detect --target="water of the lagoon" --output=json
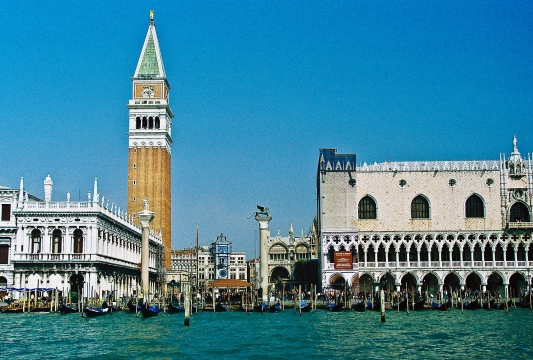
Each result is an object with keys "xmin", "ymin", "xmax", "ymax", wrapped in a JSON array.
[{"xmin": 2, "ymin": 308, "xmax": 532, "ymax": 359}]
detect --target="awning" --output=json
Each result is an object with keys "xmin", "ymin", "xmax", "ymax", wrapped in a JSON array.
[{"xmin": 208, "ymin": 279, "xmax": 252, "ymax": 288}]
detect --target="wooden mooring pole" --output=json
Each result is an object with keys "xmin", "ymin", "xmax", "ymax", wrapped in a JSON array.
[
  {"xmin": 297, "ymin": 285, "xmax": 301, "ymax": 316},
  {"xmin": 184, "ymin": 283, "xmax": 190, "ymax": 326},
  {"xmin": 380, "ymin": 289, "xmax": 385, "ymax": 323}
]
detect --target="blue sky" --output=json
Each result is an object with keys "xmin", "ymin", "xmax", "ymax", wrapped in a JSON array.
[{"xmin": 1, "ymin": 2, "xmax": 532, "ymax": 256}]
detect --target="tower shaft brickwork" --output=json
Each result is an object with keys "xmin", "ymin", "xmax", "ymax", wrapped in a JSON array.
[{"xmin": 127, "ymin": 13, "xmax": 173, "ymax": 269}]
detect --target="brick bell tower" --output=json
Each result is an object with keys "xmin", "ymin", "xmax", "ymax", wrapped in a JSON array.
[{"xmin": 127, "ymin": 10, "xmax": 173, "ymax": 269}]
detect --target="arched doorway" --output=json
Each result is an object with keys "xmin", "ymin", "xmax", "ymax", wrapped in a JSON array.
[
  {"xmin": 69, "ymin": 273, "xmax": 85, "ymax": 303},
  {"xmin": 509, "ymin": 273, "xmax": 525, "ymax": 298},
  {"xmin": 401, "ymin": 273, "xmax": 417, "ymax": 291},
  {"xmin": 422, "ymin": 273, "xmax": 439, "ymax": 295},
  {"xmin": 380, "ymin": 272, "xmax": 395, "ymax": 294},
  {"xmin": 359, "ymin": 274, "xmax": 373, "ymax": 295},
  {"xmin": 0, "ymin": 276, "xmax": 7, "ymax": 297},
  {"xmin": 330, "ymin": 274, "xmax": 346, "ymax": 291},
  {"xmin": 351, "ymin": 274, "xmax": 360, "ymax": 294},
  {"xmin": 270, "ymin": 267, "xmax": 289, "ymax": 292},
  {"xmin": 487, "ymin": 272, "xmax": 504, "ymax": 296},
  {"xmin": 443, "ymin": 273, "xmax": 461, "ymax": 292},
  {"xmin": 465, "ymin": 272, "xmax": 481, "ymax": 291}
]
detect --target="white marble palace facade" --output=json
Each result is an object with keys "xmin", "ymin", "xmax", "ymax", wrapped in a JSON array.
[
  {"xmin": 317, "ymin": 137, "xmax": 532, "ymax": 297},
  {"xmin": 0, "ymin": 176, "xmax": 164, "ymax": 300}
]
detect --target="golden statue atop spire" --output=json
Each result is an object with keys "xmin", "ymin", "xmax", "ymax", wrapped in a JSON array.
[{"xmin": 150, "ymin": 10, "xmax": 154, "ymax": 21}]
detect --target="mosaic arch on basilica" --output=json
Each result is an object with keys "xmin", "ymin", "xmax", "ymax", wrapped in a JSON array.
[{"xmin": 317, "ymin": 136, "xmax": 533, "ymax": 298}]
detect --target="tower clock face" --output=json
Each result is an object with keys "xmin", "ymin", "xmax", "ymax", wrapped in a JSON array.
[{"xmin": 219, "ymin": 270, "xmax": 227, "ymax": 278}]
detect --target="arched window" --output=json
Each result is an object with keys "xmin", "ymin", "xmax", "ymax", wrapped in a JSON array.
[
  {"xmin": 142, "ymin": 117, "xmax": 147, "ymax": 129},
  {"xmin": 31, "ymin": 229, "xmax": 41, "ymax": 253},
  {"xmin": 148, "ymin": 117, "xmax": 154, "ymax": 129},
  {"xmin": 411, "ymin": 195, "xmax": 429, "ymax": 219},
  {"xmin": 154, "ymin": 117, "xmax": 160, "ymax": 129},
  {"xmin": 510, "ymin": 202, "xmax": 530, "ymax": 222},
  {"xmin": 358, "ymin": 196, "xmax": 377, "ymax": 219},
  {"xmin": 466, "ymin": 194, "xmax": 484, "ymax": 218},
  {"xmin": 135, "ymin": 117, "xmax": 141, "ymax": 129},
  {"xmin": 73, "ymin": 229, "xmax": 83, "ymax": 254},
  {"xmin": 52, "ymin": 229, "xmax": 62, "ymax": 254}
]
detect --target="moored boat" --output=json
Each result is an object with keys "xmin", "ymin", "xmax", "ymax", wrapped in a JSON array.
[
  {"xmin": 366, "ymin": 301, "xmax": 380, "ymax": 311},
  {"xmin": 411, "ymin": 300, "xmax": 426, "ymax": 311},
  {"xmin": 1, "ymin": 302, "xmax": 24, "ymax": 313},
  {"xmin": 167, "ymin": 304, "xmax": 185, "ymax": 313},
  {"xmin": 351, "ymin": 301, "xmax": 365, "ymax": 312},
  {"xmin": 327, "ymin": 302, "xmax": 344, "ymax": 312},
  {"xmin": 431, "ymin": 301, "xmax": 447, "ymax": 311},
  {"xmin": 253, "ymin": 302, "xmax": 267, "ymax": 312},
  {"xmin": 300, "ymin": 301, "xmax": 312, "ymax": 312},
  {"xmin": 59, "ymin": 304, "xmax": 78, "ymax": 313},
  {"xmin": 83, "ymin": 307, "xmax": 110, "ymax": 317},
  {"xmin": 141, "ymin": 305, "xmax": 160, "ymax": 317},
  {"xmin": 215, "ymin": 302, "xmax": 229, "ymax": 312},
  {"xmin": 268, "ymin": 302, "xmax": 281, "ymax": 313},
  {"xmin": 464, "ymin": 298, "xmax": 479, "ymax": 310}
]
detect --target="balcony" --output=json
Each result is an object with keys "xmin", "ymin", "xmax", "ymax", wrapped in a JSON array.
[
  {"xmin": 11, "ymin": 252, "xmax": 147, "ymax": 269},
  {"xmin": 508, "ymin": 222, "xmax": 533, "ymax": 229},
  {"xmin": 356, "ymin": 260, "xmax": 533, "ymax": 270},
  {"xmin": 323, "ymin": 263, "xmax": 359, "ymax": 270}
]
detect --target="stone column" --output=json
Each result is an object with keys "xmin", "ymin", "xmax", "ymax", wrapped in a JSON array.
[
  {"xmin": 255, "ymin": 213, "xmax": 272, "ymax": 302},
  {"xmin": 138, "ymin": 202, "xmax": 155, "ymax": 305}
]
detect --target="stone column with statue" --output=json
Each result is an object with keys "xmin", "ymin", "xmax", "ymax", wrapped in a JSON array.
[
  {"xmin": 253, "ymin": 205, "xmax": 272, "ymax": 302},
  {"xmin": 138, "ymin": 198, "xmax": 155, "ymax": 305}
]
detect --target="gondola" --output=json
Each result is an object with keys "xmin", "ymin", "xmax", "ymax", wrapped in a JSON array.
[
  {"xmin": 411, "ymin": 300, "xmax": 426, "ymax": 311},
  {"xmin": 517, "ymin": 301, "xmax": 531, "ymax": 308},
  {"xmin": 431, "ymin": 301, "xmax": 447, "ymax": 311},
  {"xmin": 253, "ymin": 302, "xmax": 267, "ymax": 312},
  {"xmin": 167, "ymin": 304, "xmax": 185, "ymax": 313},
  {"xmin": 268, "ymin": 302, "xmax": 281, "ymax": 313},
  {"xmin": 59, "ymin": 304, "xmax": 78, "ymax": 313},
  {"xmin": 141, "ymin": 305, "xmax": 160, "ymax": 317},
  {"xmin": 1, "ymin": 303, "xmax": 23, "ymax": 313},
  {"xmin": 30, "ymin": 305, "xmax": 51, "ymax": 313},
  {"xmin": 366, "ymin": 301, "xmax": 380, "ymax": 311},
  {"xmin": 463, "ymin": 298, "xmax": 479, "ymax": 310},
  {"xmin": 327, "ymin": 302, "xmax": 344, "ymax": 312},
  {"xmin": 482, "ymin": 299, "xmax": 493, "ymax": 310},
  {"xmin": 83, "ymin": 307, "xmax": 110, "ymax": 317},
  {"xmin": 300, "ymin": 301, "xmax": 312, "ymax": 312},
  {"xmin": 351, "ymin": 301, "xmax": 365, "ymax": 312},
  {"xmin": 215, "ymin": 302, "xmax": 229, "ymax": 312},
  {"xmin": 127, "ymin": 299, "xmax": 143, "ymax": 312}
]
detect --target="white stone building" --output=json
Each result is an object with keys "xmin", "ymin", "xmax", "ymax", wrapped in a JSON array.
[
  {"xmin": 0, "ymin": 175, "xmax": 164, "ymax": 300},
  {"xmin": 317, "ymin": 136, "xmax": 532, "ymax": 298}
]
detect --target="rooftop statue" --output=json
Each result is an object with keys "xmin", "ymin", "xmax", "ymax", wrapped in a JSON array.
[{"xmin": 143, "ymin": 198, "xmax": 149, "ymax": 211}]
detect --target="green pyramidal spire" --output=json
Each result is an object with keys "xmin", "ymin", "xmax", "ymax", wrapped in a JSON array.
[{"xmin": 134, "ymin": 11, "xmax": 166, "ymax": 78}]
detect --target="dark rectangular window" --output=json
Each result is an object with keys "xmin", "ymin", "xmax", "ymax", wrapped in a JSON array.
[
  {"xmin": 1, "ymin": 204, "xmax": 10, "ymax": 221},
  {"xmin": 0, "ymin": 245, "xmax": 8, "ymax": 264}
]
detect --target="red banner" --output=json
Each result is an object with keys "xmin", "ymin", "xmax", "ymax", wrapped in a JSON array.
[{"xmin": 334, "ymin": 251, "xmax": 353, "ymax": 270}]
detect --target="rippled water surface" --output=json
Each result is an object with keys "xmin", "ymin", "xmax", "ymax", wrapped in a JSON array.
[{"xmin": 2, "ymin": 308, "xmax": 533, "ymax": 359}]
